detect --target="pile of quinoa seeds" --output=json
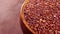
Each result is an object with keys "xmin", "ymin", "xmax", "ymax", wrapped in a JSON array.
[{"xmin": 24, "ymin": 0, "xmax": 60, "ymax": 34}]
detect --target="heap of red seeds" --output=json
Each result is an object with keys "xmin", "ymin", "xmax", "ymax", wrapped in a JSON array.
[{"xmin": 24, "ymin": 0, "xmax": 60, "ymax": 34}]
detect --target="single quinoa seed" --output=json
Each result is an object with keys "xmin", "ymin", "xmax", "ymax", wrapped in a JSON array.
[{"xmin": 23, "ymin": 0, "xmax": 60, "ymax": 34}]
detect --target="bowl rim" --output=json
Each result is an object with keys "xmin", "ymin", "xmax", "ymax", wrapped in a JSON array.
[{"xmin": 20, "ymin": 0, "xmax": 38, "ymax": 34}]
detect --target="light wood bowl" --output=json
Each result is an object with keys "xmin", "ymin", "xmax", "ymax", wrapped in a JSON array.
[{"xmin": 20, "ymin": 0, "xmax": 38, "ymax": 34}]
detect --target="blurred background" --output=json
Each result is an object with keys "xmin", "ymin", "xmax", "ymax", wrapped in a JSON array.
[{"xmin": 0, "ymin": 0, "xmax": 24, "ymax": 34}]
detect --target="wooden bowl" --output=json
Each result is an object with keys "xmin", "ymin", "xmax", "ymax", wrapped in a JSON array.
[
  {"xmin": 20, "ymin": 0, "xmax": 60, "ymax": 34},
  {"xmin": 20, "ymin": 0, "xmax": 37, "ymax": 34}
]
